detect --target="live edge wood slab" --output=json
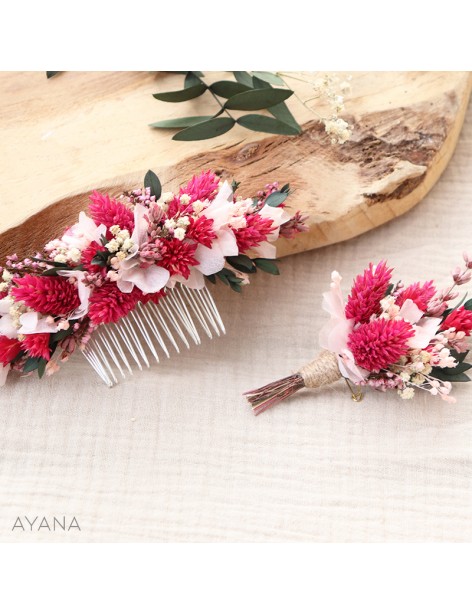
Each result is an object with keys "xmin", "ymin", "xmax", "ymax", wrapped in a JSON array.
[{"xmin": 0, "ymin": 71, "xmax": 470, "ymax": 261}]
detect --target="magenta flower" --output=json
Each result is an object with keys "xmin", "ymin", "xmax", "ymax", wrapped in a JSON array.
[
  {"xmin": 345, "ymin": 261, "xmax": 393, "ymax": 324},
  {"xmin": 12, "ymin": 275, "xmax": 80, "ymax": 316},
  {"xmin": 89, "ymin": 191, "xmax": 134, "ymax": 234},
  {"xmin": 348, "ymin": 318, "xmax": 414, "ymax": 372},
  {"xmin": 21, "ymin": 333, "xmax": 52, "ymax": 361},
  {"xmin": 88, "ymin": 282, "xmax": 141, "ymax": 325},
  {"xmin": 396, "ymin": 280, "xmax": 436, "ymax": 311}
]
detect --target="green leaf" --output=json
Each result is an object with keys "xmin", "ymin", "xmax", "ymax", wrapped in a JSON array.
[
  {"xmin": 233, "ymin": 71, "xmax": 254, "ymax": 88},
  {"xmin": 265, "ymin": 190, "xmax": 289, "ymax": 207},
  {"xmin": 172, "ymin": 117, "xmax": 235, "ymax": 141},
  {"xmin": 52, "ymin": 328, "xmax": 73, "ymax": 342},
  {"xmin": 226, "ymin": 255, "xmax": 256, "ymax": 273},
  {"xmin": 229, "ymin": 281, "xmax": 243, "ymax": 293},
  {"xmin": 184, "ymin": 71, "xmax": 202, "ymax": 88},
  {"xmin": 464, "ymin": 298, "xmax": 472, "ymax": 311},
  {"xmin": 144, "ymin": 169, "xmax": 162, "ymax": 200},
  {"xmin": 216, "ymin": 270, "xmax": 230, "ymax": 286},
  {"xmin": 441, "ymin": 362, "xmax": 472, "ymax": 375},
  {"xmin": 236, "ymin": 114, "xmax": 300, "ymax": 136},
  {"xmin": 268, "ymin": 101, "xmax": 301, "ymax": 132},
  {"xmin": 450, "ymin": 349, "xmax": 469, "ymax": 363},
  {"xmin": 149, "ymin": 116, "xmax": 214, "ymax": 129},
  {"xmin": 252, "ymin": 72, "xmax": 284, "ymax": 86},
  {"xmin": 23, "ymin": 357, "xmax": 41, "ymax": 373},
  {"xmin": 46, "ymin": 71, "xmax": 60, "ymax": 79},
  {"xmin": 41, "ymin": 267, "xmax": 66, "ymax": 277},
  {"xmin": 231, "ymin": 180, "xmax": 241, "ymax": 192},
  {"xmin": 253, "ymin": 259, "xmax": 280, "ymax": 275},
  {"xmin": 225, "ymin": 88, "xmax": 293, "ymax": 111},
  {"xmin": 205, "ymin": 274, "xmax": 216, "ymax": 284},
  {"xmin": 210, "ymin": 80, "xmax": 251, "ymax": 98},
  {"xmin": 153, "ymin": 83, "xmax": 207, "ymax": 102},
  {"xmin": 37, "ymin": 358, "xmax": 47, "ymax": 379},
  {"xmin": 252, "ymin": 76, "xmax": 270, "ymax": 89},
  {"xmin": 430, "ymin": 368, "xmax": 471, "ymax": 382}
]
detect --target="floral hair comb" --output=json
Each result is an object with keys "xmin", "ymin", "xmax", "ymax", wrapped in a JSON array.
[
  {"xmin": 0, "ymin": 170, "xmax": 306, "ymax": 386},
  {"xmin": 245, "ymin": 257, "xmax": 472, "ymax": 414}
]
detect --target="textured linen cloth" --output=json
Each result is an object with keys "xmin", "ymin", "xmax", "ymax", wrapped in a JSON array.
[{"xmin": 1, "ymin": 108, "xmax": 471, "ymax": 543}]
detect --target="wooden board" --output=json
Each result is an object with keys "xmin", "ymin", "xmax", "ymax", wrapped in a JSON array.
[{"xmin": 0, "ymin": 71, "xmax": 470, "ymax": 261}]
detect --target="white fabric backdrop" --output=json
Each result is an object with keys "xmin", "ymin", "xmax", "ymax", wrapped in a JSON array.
[{"xmin": 1, "ymin": 106, "xmax": 471, "ymax": 543}]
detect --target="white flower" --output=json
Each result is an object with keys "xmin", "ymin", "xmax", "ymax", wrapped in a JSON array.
[
  {"xmin": 177, "ymin": 216, "xmax": 190, "ymax": 228},
  {"xmin": 323, "ymin": 117, "xmax": 352, "ymax": 145},
  {"xmin": 2, "ymin": 270, "xmax": 13, "ymax": 282},
  {"xmin": 62, "ymin": 211, "xmax": 106, "ymax": 251},
  {"xmin": 164, "ymin": 219, "xmax": 176, "ymax": 230},
  {"xmin": 173, "ymin": 228, "xmax": 186, "ymax": 241},
  {"xmin": 161, "ymin": 192, "xmax": 174, "ymax": 204},
  {"xmin": 105, "ymin": 239, "xmax": 120, "ymax": 253},
  {"xmin": 398, "ymin": 387, "xmax": 415, "ymax": 400},
  {"xmin": 179, "ymin": 194, "xmax": 191, "ymax": 205}
]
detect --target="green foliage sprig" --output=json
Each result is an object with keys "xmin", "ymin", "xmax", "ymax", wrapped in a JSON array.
[{"xmin": 150, "ymin": 71, "xmax": 302, "ymax": 141}]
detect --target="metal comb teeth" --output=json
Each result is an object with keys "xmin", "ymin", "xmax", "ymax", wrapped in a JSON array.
[{"xmin": 81, "ymin": 285, "xmax": 225, "ymax": 387}]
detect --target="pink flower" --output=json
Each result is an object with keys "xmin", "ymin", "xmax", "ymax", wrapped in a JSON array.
[
  {"xmin": 81, "ymin": 241, "xmax": 108, "ymax": 275},
  {"xmin": 21, "ymin": 333, "xmax": 52, "ymax": 361},
  {"xmin": 0, "ymin": 335, "xmax": 22, "ymax": 365},
  {"xmin": 89, "ymin": 191, "xmax": 134, "ymax": 234},
  {"xmin": 232, "ymin": 213, "xmax": 274, "ymax": 253},
  {"xmin": 345, "ymin": 261, "xmax": 393, "ymax": 324},
  {"xmin": 440, "ymin": 306, "xmax": 472, "ymax": 336},
  {"xmin": 12, "ymin": 275, "xmax": 80, "ymax": 316},
  {"xmin": 396, "ymin": 280, "xmax": 436, "ymax": 311},
  {"xmin": 348, "ymin": 318, "xmax": 414, "ymax": 372},
  {"xmin": 88, "ymin": 282, "xmax": 141, "ymax": 325}
]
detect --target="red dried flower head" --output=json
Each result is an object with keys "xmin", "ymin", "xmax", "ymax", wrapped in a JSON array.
[
  {"xmin": 348, "ymin": 318, "xmax": 414, "ymax": 372},
  {"xmin": 21, "ymin": 333, "xmax": 51, "ymax": 361},
  {"xmin": 440, "ymin": 306, "xmax": 472, "ymax": 336},
  {"xmin": 233, "ymin": 214, "xmax": 274, "ymax": 253},
  {"xmin": 345, "ymin": 261, "xmax": 393, "ymax": 324},
  {"xmin": 0, "ymin": 335, "xmax": 22, "ymax": 366},
  {"xmin": 88, "ymin": 282, "xmax": 142, "ymax": 326},
  {"xmin": 396, "ymin": 280, "xmax": 436, "ymax": 311},
  {"xmin": 81, "ymin": 241, "xmax": 108, "ymax": 275},
  {"xmin": 12, "ymin": 275, "xmax": 80, "ymax": 316},
  {"xmin": 185, "ymin": 215, "xmax": 217, "ymax": 248},
  {"xmin": 89, "ymin": 191, "xmax": 134, "ymax": 234},
  {"xmin": 159, "ymin": 239, "xmax": 199, "ymax": 279},
  {"xmin": 135, "ymin": 288, "xmax": 165, "ymax": 306}
]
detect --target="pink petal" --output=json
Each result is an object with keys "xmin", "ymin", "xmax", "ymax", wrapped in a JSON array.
[
  {"xmin": 18, "ymin": 312, "xmax": 59, "ymax": 334},
  {"xmin": 407, "ymin": 317, "xmax": 441, "ymax": 349},
  {"xmin": 398, "ymin": 298, "xmax": 423, "ymax": 324},
  {"xmin": 122, "ymin": 265, "xmax": 169, "ymax": 294},
  {"xmin": 252, "ymin": 241, "xmax": 276, "ymax": 259},
  {"xmin": 194, "ymin": 244, "xmax": 225, "ymax": 276}
]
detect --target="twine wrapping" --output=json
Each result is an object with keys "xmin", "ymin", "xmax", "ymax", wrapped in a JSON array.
[{"xmin": 298, "ymin": 350, "xmax": 342, "ymax": 389}]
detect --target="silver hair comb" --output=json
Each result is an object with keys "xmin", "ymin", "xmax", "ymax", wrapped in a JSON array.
[{"xmin": 81, "ymin": 285, "xmax": 225, "ymax": 387}]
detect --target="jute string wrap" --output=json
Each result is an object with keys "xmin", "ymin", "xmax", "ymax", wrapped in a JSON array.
[{"xmin": 298, "ymin": 350, "xmax": 342, "ymax": 389}]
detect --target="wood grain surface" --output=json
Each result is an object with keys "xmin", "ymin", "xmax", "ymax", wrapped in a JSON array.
[{"xmin": 0, "ymin": 71, "xmax": 470, "ymax": 261}]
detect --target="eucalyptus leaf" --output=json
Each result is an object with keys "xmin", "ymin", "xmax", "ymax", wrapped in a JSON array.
[
  {"xmin": 52, "ymin": 328, "xmax": 73, "ymax": 342},
  {"xmin": 252, "ymin": 71, "xmax": 284, "ymax": 86},
  {"xmin": 225, "ymin": 88, "xmax": 293, "ymax": 111},
  {"xmin": 268, "ymin": 101, "xmax": 301, "ymax": 132},
  {"xmin": 252, "ymin": 76, "xmax": 270, "ymax": 89},
  {"xmin": 265, "ymin": 191, "xmax": 289, "ymax": 207},
  {"xmin": 226, "ymin": 255, "xmax": 256, "ymax": 273},
  {"xmin": 23, "ymin": 357, "xmax": 41, "ymax": 373},
  {"xmin": 233, "ymin": 71, "xmax": 254, "ymax": 88},
  {"xmin": 37, "ymin": 358, "xmax": 47, "ymax": 379},
  {"xmin": 46, "ymin": 71, "xmax": 60, "ymax": 79},
  {"xmin": 184, "ymin": 72, "xmax": 202, "ymax": 88},
  {"xmin": 205, "ymin": 274, "xmax": 216, "ymax": 284},
  {"xmin": 153, "ymin": 83, "xmax": 207, "ymax": 102},
  {"xmin": 144, "ymin": 169, "xmax": 162, "ymax": 199},
  {"xmin": 172, "ymin": 117, "xmax": 235, "ymax": 141},
  {"xmin": 440, "ymin": 362, "xmax": 472, "ymax": 375},
  {"xmin": 253, "ymin": 259, "xmax": 280, "ymax": 275},
  {"xmin": 236, "ymin": 114, "xmax": 300, "ymax": 136},
  {"xmin": 150, "ymin": 116, "xmax": 214, "ymax": 129},
  {"xmin": 430, "ymin": 368, "xmax": 471, "ymax": 382},
  {"xmin": 450, "ymin": 349, "xmax": 469, "ymax": 363},
  {"xmin": 464, "ymin": 298, "xmax": 472, "ymax": 311},
  {"xmin": 210, "ymin": 80, "xmax": 251, "ymax": 98}
]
